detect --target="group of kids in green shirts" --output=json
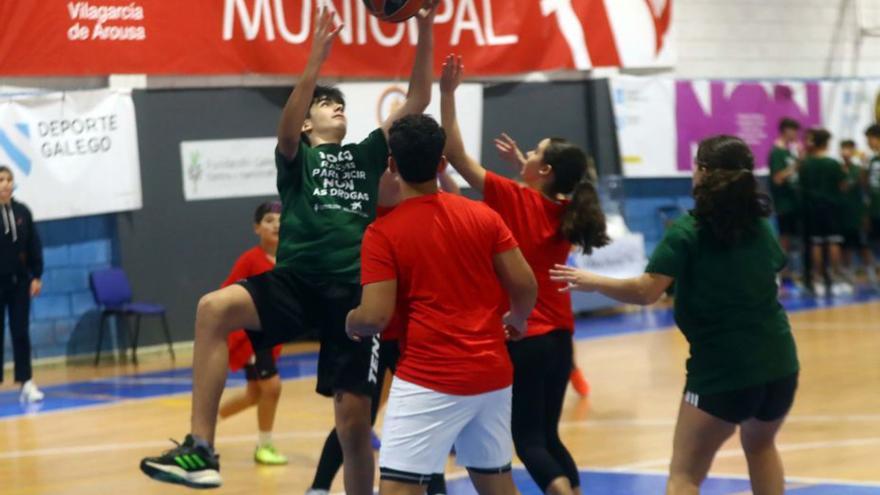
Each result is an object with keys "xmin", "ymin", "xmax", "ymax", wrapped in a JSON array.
[
  {"xmin": 139, "ymin": 5, "xmax": 806, "ymax": 495},
  {"xmin": 770, "ymin": 118, "xmax": 880, "ymax": 295}
]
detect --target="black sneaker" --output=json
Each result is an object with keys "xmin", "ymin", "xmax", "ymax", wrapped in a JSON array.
[{"xmin": 140, "ymin": 434, "xmax": 222, "ymax": 489}]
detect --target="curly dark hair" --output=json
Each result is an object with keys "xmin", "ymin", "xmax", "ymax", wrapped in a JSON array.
[
  {"xmin": 692, "ymin": 135, "xmax": 772, "ymax": 246},
  {"xmin": 543, "ymin": 139, "xmax": 610, "ymax": 254}
]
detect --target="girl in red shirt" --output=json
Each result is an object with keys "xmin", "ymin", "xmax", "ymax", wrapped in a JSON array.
[
  {"xmin": 216, "ymin": 201, "xmax": 287, "ymax": 465},
  {"xmin": 441, "ymin": 55, "xmax": 609, "ymax": 495}
]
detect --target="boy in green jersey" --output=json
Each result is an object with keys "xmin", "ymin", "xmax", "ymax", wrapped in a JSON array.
[
  {"xmin": 140, "ymin": 5, "xmax": 438, "ymax": 491},
  {"xmin": 839, "ymin": 140, "xmax": 878, "ymax": 287},
  {"xmin": 800, "ymin": 129, "xmax": 848, "ymax": 296},
  {"xmin": 551, "ymin": 135, "xmax": 798, "ymax": 495},
  {"xmin": 865, "ymin": 125, "xmax": 880, "ymax": 284},
  {"xmin": 769, "ymin": 118, "xmax": 803, "ymax": 285}
]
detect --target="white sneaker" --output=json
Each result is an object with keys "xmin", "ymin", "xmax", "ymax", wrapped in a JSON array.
[
  {"xmin": 831, "ymin": 282, "xmax": 854, "ymax": 297},
  {"xmin": 20, "ymin": 380, "xmax": 45, "ymax": 403},
  {"xmin": 305, "ymin": 490, "xmax": 329, "ymax": 495}
]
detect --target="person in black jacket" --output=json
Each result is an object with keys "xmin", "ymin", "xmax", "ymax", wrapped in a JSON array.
[{"xmin": 0, "ymin": 165, "xmax": 44, "ymax": 402}]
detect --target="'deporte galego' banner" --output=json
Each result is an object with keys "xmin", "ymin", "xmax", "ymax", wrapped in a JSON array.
[
  {"xmin": 0, "ymin": 0, "xmax": 674, "ymax": 77},
  {"xmin": 0, "ymin": 89, "xmax": 142, "ymax": 221}
]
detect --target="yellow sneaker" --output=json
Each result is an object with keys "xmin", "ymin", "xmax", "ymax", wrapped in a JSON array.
[{"xmin": 254, "ymin": 444, "xmax": 288, "ymax": 465}]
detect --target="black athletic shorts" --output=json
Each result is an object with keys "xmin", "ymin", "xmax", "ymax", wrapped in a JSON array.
[
  {"xmin": 776, "ymin": 212, "xmax": 800, "ymax": 237},
  {"xmin": 238, "ymin": 267, "xmax": 379, "ymax": 398},
  {"xmin": 843, "ymin": 229, "xmax": 869, "ymax": 249},
  {"xmin": 872, "ymin": 218, "xmax": 880, "ymax": 241},
  {"xmin": 684, "ymin": 372, "xmax": 798, "ymax": 424},
  {"xmin": 243, "ymin": 347, "xmax": 278, "ymax": 381},
  {"xmin": 806, "ymin": 201, "xmax": 843, "ymax": 244}
]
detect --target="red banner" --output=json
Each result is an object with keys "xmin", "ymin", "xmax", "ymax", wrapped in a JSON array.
[{"xmin": 0, "ymin": 0, "xmax": 673, "ymax": 77}]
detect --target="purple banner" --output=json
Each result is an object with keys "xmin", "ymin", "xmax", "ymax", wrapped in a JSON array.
[{"xmin": 676, "ymin": 81, "xmax": 822, "ymax": 172}]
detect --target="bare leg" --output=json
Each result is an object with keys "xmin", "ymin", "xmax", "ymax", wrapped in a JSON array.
[
  {"xmin": 256, "ymin": 375, "xmax": 282, "ymax": 433},
  {"xmin": 810, "ymin": 244, "xmax": 825, "ymax": 290},
  {"xmin": 469, "ymin": 471, "xmax": 520, "ymax": 495},
  {"xmin": 218, "ymin": 380, "xmax": 260, "ymax": 419},
  {"xmin": 379, "ymin": 480, "xmax": 425, "ymax": 495},
  {"xmin": 546, "ymin": 476, "xmax": 575, "ymax": 495},
  {"xmin": 191, "ymin": 285, "xmax": 261, "ymax": 444},
  {"xmin": 741, "ymin": 418, "xmax": 786, "ymax": 495},
  {"xmin": 335, "ymin": 391, "xmax": 374, "ymax": 495},
  {"xmin": 666, "ymin": 400, "xmax": 737, "ymax": 495}
]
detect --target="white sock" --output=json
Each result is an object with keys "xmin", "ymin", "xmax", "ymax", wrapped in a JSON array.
[{"xmin": 259, "ymin": 431, "xmax": 272, "ymax": 446}]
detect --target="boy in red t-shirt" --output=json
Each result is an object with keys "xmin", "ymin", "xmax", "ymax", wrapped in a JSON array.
[
  {"xmin": 346, "ymin": 114, "xmax": 538, "ymax": 494},
  {"xmin": 216, "ymin": 202, "xmax": 286, "ymax": 465}
]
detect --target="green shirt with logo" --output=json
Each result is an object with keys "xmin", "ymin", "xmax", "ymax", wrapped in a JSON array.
[
  {"xmin": 275, "ymin": 129, "xmax": 388, "ymax": 282},
  {"xmin": 868, "ymin": 155, "xmax": 880, "ymax": 219},
  {"xmin": 768, "ymin": 146, "xmax": 800, "ymax": 216},
  {"xmin": 645, "ymin": 214, "xmax": 799, "ymax": 395},
  {"xmin": 840, "ymin": 162, "xmax": 866, "ymax": 233},
  {"xmin": 799, "ymin": 155, "xmax": 846, "ymax": 206}
]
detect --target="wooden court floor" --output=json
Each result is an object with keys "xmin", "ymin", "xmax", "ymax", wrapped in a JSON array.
[{"xmin": 1, "ymin": 301, "xmax": 879, "ymax": 494}]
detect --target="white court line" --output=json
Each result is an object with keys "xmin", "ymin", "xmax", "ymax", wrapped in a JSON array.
[
  {"xmin": 609, "ymin": 436, "xmax": 880, "ymax": 471},
  {"xmin": 0, "ymin": 430, "xmax": 329, "ymax": 460},
  {"xmin": 559, "ymin": 414, "xmax": 880, "ymax": 429}
]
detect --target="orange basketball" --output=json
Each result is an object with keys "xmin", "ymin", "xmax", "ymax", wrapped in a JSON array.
[{"xmin": 363, "ymin": 0, "xmax": 424, "ymax": 23}]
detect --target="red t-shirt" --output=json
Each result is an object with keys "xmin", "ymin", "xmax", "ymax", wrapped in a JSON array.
[
  {"xmin": 483, "ymin": 172, "xmax": 575, "ymax": 337},
  {"xmin": 361, "ymin": 192, "xmax": 518, "ymax": 395},
  {"xmin": 222, "ymin": 246, "xmax": 281, "ymax": 372}
]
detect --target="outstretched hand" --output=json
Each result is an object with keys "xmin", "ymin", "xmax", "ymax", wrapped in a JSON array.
[
  {"xmin": 416, "ymin": 0, "xmax": 441, "ymax": 25},
  {"xmin": 494, "ymin": 133, "xmax": 526, "ymax": 167},
  {"xmin": 549, "ymin": 264, "xmax": 600, "ymax": 293},
  {"xmin": 309, "ymin": 7, "xmax": 343, "ymax": 66},
  {"xmin": 440, "ymin": 54, "xmax": 463, "ymax": 94}
]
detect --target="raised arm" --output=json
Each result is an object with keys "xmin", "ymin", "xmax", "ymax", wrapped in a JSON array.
[
  {"xmin": 549, "ymin": 265, "xmax": 673, "ymax": 306},
  {"xmin": 277, "ymin": 8, "xmax": 342, "ymax": 160},
  {"xmin": 440, "ymin": 55, "xmax": 487, "ymax": 190},
  {"xmin": 494, "ymin": 133, "xmax": 527, "ymax": 174},
  {"xmin": 381, "ymin": 1, "xmax": 439, "ymax": 137}
]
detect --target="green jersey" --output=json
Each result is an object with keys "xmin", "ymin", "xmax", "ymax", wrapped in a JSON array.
[
  {"xmin": 645, "ymin": 214, "xmax": 799, "ymax": 394},
  {"xmin": 841, "ymin": 162, "xmax": 866, "ymax": 233},
  {"xmin": 275, "ymin": 129, "xmax": 389, "ymax": 282},
  {"xmin": 799, "ymin": 155, "xmax": 846, "ymax": 206},
  {"xmin": 868, "ymin": 155, "xmax": 880, "ymax": 219},
  {"xmin": 768, "ymin": 146, "xmax": 800, "ymax": 215}
]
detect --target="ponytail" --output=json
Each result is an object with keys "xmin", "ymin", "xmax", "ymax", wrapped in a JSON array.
[
  {"xmin": 693, "ymin": 136, "xmax": 772, "ymax": 246},
  {"xmin": 560, "ymin": 180, "xmax": 610, "ymax": 254}
]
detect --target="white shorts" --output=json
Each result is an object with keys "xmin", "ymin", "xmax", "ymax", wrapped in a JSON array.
[{"xmin": 378, "ymin": 377, "xmax": 513, "ymax": 480}]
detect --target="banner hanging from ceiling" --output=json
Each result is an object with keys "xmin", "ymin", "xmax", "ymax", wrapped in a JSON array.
[{"xmin": 0, "ymin": 0, "xmax": 674, "ymax": 77}]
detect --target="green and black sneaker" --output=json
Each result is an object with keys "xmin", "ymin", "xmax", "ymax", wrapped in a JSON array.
[{"xmin": 140, "ymin": 434, "xmax": 222, "ymax": 489}]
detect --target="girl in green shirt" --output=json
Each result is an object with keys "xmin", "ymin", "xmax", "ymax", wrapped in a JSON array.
[{"xmin": 551, "ymin": 135, "xmax": 799, "ymax": 495}]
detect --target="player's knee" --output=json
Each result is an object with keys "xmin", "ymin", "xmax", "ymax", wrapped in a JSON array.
[{"xmin": 259, "ymin": 379, "xmax": 282, "ymax": 400}]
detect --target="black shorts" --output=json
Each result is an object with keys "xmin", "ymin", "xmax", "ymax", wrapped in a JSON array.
[
  {"xmin": 843, "ymin": 229, "xmax": 869, "ymax": 249},
  {"xmin": 243, "ymin": 347, "xmax": 278, "ymax": 381},
  {"xmin": 872, "ymin": 218, "xmax": 880, "ymax": 241},
  {"xmin": 806, "ymin": 202, "xmax": 843, "ymax": 244},
  {"xmin": 239, "ymin": 267, "xmax": 379, "ymax": 398},
  {"xmin": 685, "ymin": 372, "xmax": 798, "ymax": 424},
  {"xmin": 776, "ymin": 213, "xmax": 799, "ymax": 237}
]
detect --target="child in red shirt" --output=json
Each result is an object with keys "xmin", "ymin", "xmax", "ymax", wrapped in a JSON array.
[
  {"xmin": 440, "ymin": 55, "xmax": 609, "ymax": 495},
  {"xmin": 347, "ymin": 114, "xmax": 538, "ymax": 494},
  {"xmin": 216, "ymin": 201, "xmax": 286, "ymax": 465}
]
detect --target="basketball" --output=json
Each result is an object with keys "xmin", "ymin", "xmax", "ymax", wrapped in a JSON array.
[{"xmin": 362, "ymin": 0, "xmax": 424, "ymax": 23}]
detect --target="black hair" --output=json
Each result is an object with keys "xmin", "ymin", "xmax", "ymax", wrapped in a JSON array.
[
  {"xmin": 307, "ymin": 85, "xmax": 345, "ymax": 117},
  {"xmin": 692, "ymin": 135, "xmax": 772, "ymax": 246},
  {"xmin": 778, "ymin": 118, "xmax": 801, "ymax": 133},
  {"xmin": 809, "ymin": 128, "xmax": 831, "ymax": 149},
  {"xmin": 388, "ymin": 115, "xmax": 446, "ymax": 184},
  {"xmin": 841, "ymin": 139, "xmax": 857, "ymax": 149},
  {"xmin": 542, "ymin": 139, "xmax": 609, "ymax": 253},
  {"xmin": 865, "ymin": 124, "xmax": 880, "ymax": 138},
  {"xmin": 0, "ymin": 165, "xmax": 12, "ymax": 179},
  {"xmin": 254, "ymin": 200, "xmax": 281, "ymax": 224}
]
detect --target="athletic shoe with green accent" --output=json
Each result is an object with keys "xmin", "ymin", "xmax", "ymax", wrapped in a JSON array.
[
  {"xmin": 140, "ymin": 435, "xmax": 222, "ymax": 489},
  {"xmin": 254, "ymin": 443, "xmax": 288, "ymax": 465}
]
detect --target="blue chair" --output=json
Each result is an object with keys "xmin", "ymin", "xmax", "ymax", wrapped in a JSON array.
[{"xmin": 90, "ymin": 268, "xmax": 175, "ymax": 366}]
